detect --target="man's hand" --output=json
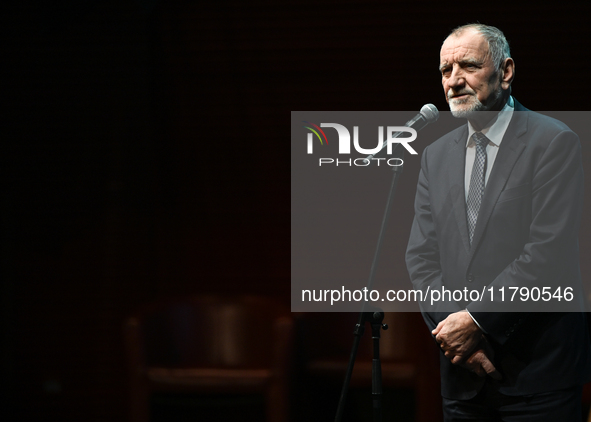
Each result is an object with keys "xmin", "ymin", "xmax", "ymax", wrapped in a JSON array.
[
  {"xmin": 432, "ymin": 311, "xmax": 481, "ymax": 364},
  {"xmin": 460, "ymin": 348, "xmax": 502, "ymax": 380}
]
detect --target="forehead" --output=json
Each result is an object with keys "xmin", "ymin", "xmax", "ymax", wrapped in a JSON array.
[{"xmin": 440, "ymin": 29, "xmax": 490, "ymax": 65}]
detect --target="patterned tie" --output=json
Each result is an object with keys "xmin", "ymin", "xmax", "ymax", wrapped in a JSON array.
[{"xmin": 466, "ymin": 132, "xmax": 489, "ymax": 244}]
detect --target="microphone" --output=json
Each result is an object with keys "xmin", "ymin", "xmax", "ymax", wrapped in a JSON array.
[{"xmin": 365, "ymin": 104, "xmax": 439, "ymax": 160}]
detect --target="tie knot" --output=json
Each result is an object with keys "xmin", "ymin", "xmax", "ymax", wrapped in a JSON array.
[{"xmin": 472, "ymin": 132, "xmax": 489, "ymax": 148}]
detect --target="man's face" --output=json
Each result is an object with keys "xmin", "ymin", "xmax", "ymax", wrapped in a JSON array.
[{"xmin": 440, "ymin": 29, "xmax": 504, "ymax": 118}]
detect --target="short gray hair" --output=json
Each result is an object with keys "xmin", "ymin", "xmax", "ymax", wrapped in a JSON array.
[{"xmin": 447, "ymin": 24, "xmax": 511, "ymax": 71}]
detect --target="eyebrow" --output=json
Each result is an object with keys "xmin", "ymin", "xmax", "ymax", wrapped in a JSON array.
[{"xmin": 439, "ymin": 57, "xmax": 484, "ymax": 72}]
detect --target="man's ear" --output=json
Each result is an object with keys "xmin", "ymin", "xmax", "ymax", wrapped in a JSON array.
[{"xmin": 500, "ymin": 58, "xmax": 515, "ymax": 90}]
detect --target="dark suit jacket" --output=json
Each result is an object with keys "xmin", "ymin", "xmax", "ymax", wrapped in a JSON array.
[{"xmin": 406, "ymin": 99, "xmax": 591, "ymax": 400}]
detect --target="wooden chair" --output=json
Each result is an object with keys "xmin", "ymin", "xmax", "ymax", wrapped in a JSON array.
[
  {"xmin": 123, "ymin": 295, "xmax": 294, "ymax": 422},
  {"xmin": 297, "ymin": 312, "xmax": 442, "ymax": 421}
]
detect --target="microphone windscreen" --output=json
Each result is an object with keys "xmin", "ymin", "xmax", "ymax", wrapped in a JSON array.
[{"xmin": 420, "ymin": 104, "xmax": 439, "ymax": 123}]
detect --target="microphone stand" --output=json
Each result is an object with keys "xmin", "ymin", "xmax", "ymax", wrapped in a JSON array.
[{"xmin": 334, "ymin": 146, "xmax": 406, "ymax": 422}]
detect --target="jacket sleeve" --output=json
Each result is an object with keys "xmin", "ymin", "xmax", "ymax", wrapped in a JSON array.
[
  {"xmin": 467, "ymin": 129, "xmax": 584, "ymax": 344},
  {"xmin": 406, "ymin": 145, "xmax": 462, "ymax": 332}
]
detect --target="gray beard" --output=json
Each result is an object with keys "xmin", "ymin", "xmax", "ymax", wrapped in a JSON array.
[{"xmin": 449, "ymin": 86, "xmax": 503, "ymax": 119}]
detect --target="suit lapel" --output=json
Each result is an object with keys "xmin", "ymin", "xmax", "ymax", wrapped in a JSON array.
[
  {"xmin": 469, "ymin": 104, "xmax": 529, "ymax": 256},
  {"xmin": 448, "ymin": 125, "xmax": 471, "ymax": 253}
]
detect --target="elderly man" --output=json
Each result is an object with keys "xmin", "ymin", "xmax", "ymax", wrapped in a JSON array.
[{"xmin": 406, "ymin": 23, "xmax": 591, "ymax": 421}]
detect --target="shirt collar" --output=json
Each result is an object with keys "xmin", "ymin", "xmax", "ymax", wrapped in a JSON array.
[{"xmin": 466, "ymin": 96, "xmax": 514, "ymax": 148}]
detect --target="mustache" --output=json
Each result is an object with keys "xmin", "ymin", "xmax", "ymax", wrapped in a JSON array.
[{"xmin": 447, "ymin": 89, "xmax": 476, "ymax": 100}]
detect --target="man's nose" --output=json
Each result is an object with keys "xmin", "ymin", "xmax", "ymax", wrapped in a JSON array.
[{"xmin": 448, "ymin": 66, "xmax": 465, "ymax": 88}]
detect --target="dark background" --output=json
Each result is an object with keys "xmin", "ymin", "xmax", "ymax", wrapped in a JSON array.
[{"xmin": 3, "ymin": 1, "xmax": 591, "ymax": 421}]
